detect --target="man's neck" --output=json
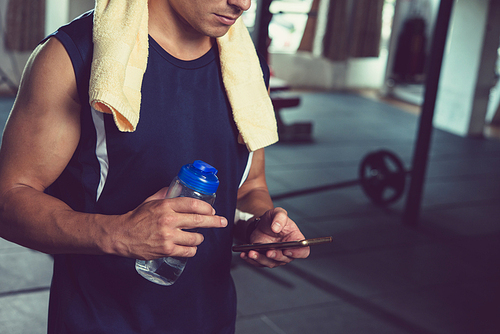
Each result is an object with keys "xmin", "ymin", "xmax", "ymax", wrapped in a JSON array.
[{"xmin": 148, "ymin": 0, "xmax": 213, "ymax": 61}]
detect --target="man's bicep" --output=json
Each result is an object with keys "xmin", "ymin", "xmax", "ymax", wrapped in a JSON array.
[{"xmin": 0, "ymin": 37, "xmax": 81, "ymax": 193}]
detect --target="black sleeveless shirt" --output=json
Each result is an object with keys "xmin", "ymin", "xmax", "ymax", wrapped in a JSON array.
[{"xmin": 46, "ymin": 11, "xmax": 270, "ymax": 333}]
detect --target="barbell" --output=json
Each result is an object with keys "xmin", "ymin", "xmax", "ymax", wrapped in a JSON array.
[{"xmin": 271, "ymin": 149, "xmax": 409, "ymax": 207}]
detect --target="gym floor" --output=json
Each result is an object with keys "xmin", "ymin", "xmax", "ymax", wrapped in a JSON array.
[{"xmin": 1, "ymin": 91, "xmax": 499, "ymax": 333}]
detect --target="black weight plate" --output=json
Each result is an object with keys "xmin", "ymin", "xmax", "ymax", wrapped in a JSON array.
[{"xmin": 359, "ymin": 150, "xmax": 406, "ymax": 206}]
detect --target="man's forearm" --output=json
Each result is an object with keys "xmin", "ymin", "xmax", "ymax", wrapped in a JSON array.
[
  {"xmin": 234, "ymin": 148, "xmax": 274, "ymax": 242},
  {"xmin": 0, "ymin": 185, "xmax": 225, "ymax": 260},
  {"xmin": 234, "ymin": 187, "xmax": 274, "ymax": 242},
  {"xmin": 0, "ymin": 185, "xmax": 113, "ymax": 255}
]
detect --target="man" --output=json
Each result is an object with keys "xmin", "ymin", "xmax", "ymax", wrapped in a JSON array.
[{"xmin": 0, "ymin": 0, "xmax": 309, "ymax": 333}]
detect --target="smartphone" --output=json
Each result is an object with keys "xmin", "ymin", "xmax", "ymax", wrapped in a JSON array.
[{"xmin": 232, "ymin": 236, "xmax": 333, "ymax": 252}]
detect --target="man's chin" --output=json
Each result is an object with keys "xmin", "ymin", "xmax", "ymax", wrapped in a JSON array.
[{"xmin": 205, "ymin": 25, "xmax": 233, "ymax": 39}]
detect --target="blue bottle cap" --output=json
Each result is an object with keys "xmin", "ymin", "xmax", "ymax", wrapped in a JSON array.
[{"xmin": 177, "ymin": 160, "xmax": 219, "ymax": 195}]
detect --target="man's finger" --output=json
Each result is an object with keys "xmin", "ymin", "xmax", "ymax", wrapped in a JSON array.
[
  {"xmin": 167, "ymin": 197, "xmax": 216, "ymax": 215},
  {"xmin": 242, "ymin": 250, "xmax": 289, "ymax": 268},
  {"xmin": 173, "ymin": 212, "xmax": 227, "ymax": 230},
  {"xmin": 174, "ymin": 229, "xmax": 205, "ymax": 247},
  {"xmin": 283, "ymin": 247, "xmax": 310, "ymax": 259},
  {"xmin": 269, "ymin": 208, "xmax": 288, "ymax": 234}
]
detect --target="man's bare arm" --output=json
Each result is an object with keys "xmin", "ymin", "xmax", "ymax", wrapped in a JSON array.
[
  {"xmin": 236, "ymin": 149, "xmax": 309, "ymax": 268},
  {"xmin": 0, "ymin": 37, "xmax": 91, "ymax": 254},
  {"xmin": 0, "ymin": 37, "xmax": 226, "ymax": 259}
]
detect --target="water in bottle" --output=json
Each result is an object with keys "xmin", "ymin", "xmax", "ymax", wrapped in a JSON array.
[{"xmin": 135, "ymin": 160, "xmax": 219, "ymax": 286}]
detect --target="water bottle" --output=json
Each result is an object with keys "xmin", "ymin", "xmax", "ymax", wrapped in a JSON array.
[{"xmin": 135, "ymin": 160, "xmax": 219, "ymax": 286}]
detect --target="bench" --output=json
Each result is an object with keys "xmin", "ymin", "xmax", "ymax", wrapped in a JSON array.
[{"xmin": 270, "ymin": 77, "xmax": 313, "ymax": 142}]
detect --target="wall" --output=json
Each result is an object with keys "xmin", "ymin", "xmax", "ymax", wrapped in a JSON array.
[
  {"xmin": 433, "ymin": 0, "xmax": 500, "ymax": 136},
  {"xmin": 69, "ymin": 0, "xmax": 94, "ymax": 22},
  {"xmin": 0, "ymin": 0, "xmax": 30, "ymax": 92},
  {"xmin": 45, "ymin": 0, "xmax": 93, "ymax": 34},
  {"xmin": 0, "ymin": 0, "xmax": 93, "ymax": 93},
  {"xmin": 270, "ymin": 50, "xmax": 388, "ymax": 90}
]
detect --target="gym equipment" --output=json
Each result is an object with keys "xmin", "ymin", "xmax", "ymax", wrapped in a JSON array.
[
  {"xmin": 359, "ymin": 150, "xmax": 407, "ymax": 206},
  {"xmin": 271, "ymin": 149, "xmax": 409, "ymax": 207}
]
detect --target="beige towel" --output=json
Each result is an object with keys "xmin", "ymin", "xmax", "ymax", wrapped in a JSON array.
[{"xmin": 89, "ymin": 0, "xmax": 278, "ymax": 152}]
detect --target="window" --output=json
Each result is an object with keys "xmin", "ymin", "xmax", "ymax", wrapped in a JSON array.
[{"xmin": 268, "ymin": 0, "xmax": 314, "ymax": 53}]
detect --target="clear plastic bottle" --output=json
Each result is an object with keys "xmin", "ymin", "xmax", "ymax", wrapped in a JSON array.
[{"xmin": 135, "ymin": 160, "xmax": 219, "ymax": 286}]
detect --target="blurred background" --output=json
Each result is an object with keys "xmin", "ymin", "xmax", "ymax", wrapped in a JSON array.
[{"xmin": 1, "ymin": 0, "xmax": 499, "ymax": 333}]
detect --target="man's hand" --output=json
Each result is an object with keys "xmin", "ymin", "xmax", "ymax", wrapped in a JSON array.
[
  {"xmin": 105, "ymin": 187, "xmax": 228, "ymax": 261},
  {"xmin": 239, "ymin": 207, "xmax": 310, "ymax": 268}
]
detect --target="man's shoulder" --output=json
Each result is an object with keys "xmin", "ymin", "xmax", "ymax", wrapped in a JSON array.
[{"xmin": 46, "ymin": 10, "xmax": 94, "ymax": 101}]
